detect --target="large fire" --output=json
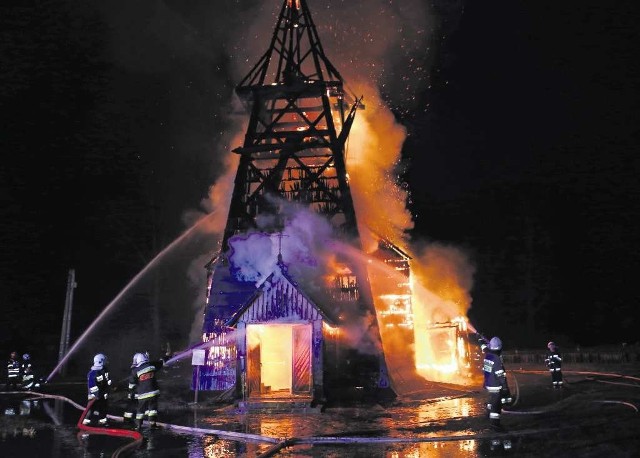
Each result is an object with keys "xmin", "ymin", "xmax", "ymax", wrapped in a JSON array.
[
  {"xmin": 365, "ymin": 237, "xmax": 476, "ymax": 386},
  {"xmin": 343, "ymin": 83, "xmax": 477, "ymax": 386},
  {"xmin": 198, "ymin": 0, "xmax": 478, "ymax": 391},
  {"xmin": 200, "ymin": 82, "xmax": 477, "ymax": 392}
]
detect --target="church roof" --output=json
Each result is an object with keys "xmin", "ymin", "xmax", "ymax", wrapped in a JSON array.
[{"xmin": 225, "ymin": 260, "xmax": 337, "ymax": 326}]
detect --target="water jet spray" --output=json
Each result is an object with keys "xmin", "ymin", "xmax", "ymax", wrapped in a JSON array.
[
  {"xmin": 46, "ymin": 212, "xmax": 217, "ymax": 382},
  {"xmin": 164, "ymin": 335, "xmax": 237, "ymax": 367}
]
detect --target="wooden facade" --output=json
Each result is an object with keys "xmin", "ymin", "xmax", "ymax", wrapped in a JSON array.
[{"xmin": 227, "ymin": 267, "xmax": 335, "ymax": 403}]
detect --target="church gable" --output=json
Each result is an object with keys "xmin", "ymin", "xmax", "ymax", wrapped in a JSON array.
[{"xmin": 232, "ymin": 272, "xmax": 330, "ymax": 324}]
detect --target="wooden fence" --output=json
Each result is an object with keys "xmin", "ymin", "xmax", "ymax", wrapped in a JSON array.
[{"xmin": 502, "ymin": 349, "xmax": 638, "ymax": 365}]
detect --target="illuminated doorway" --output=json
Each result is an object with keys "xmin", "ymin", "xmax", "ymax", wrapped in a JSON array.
[{"xmin": 246, "ymin": 323, "xmax": 312, "ymax": 397}]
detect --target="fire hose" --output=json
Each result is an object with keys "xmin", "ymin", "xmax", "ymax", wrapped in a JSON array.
[
  {"xmin": 13, "ymin": 390, "xmax": 274, "ymax": 444},
  {"xmin": 77, "ymin": 398, "xmax": 143, "ymax": 458},
  {"xmin": 4, "ymin": 388, "xmax": 638, "ymax": 456},
  {"xmin": 9, "ymin": 391, "xmax": 144, "ymax": 457}
]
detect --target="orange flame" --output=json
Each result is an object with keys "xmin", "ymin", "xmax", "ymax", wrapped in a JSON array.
[{"xmin": 346, "ymin": 84, "xmax": 476, "ymax": 386}]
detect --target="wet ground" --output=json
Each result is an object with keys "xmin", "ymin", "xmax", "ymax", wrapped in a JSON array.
[{"xmin": 2, "ymin": 363, "xmax": 640, "ymax": 457}]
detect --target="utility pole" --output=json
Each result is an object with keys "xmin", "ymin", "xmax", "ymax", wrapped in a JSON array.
[{"xmin": 57, "ymin": 268, "xmax": 76, "ymax": 376}]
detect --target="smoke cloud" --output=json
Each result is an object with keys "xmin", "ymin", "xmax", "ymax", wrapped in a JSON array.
[
  {"xmin": 225, "ymin": 201, "xmax": 334, "ymax": 285},
  {"xmin": 411, "ymin": 242, "xmax": 476, "ymax": 317},
  {"xmin": 94, "ymin": 1, "xmax": 475, "ymax": 356}
]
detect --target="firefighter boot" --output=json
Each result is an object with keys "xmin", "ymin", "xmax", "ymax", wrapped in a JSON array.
[{"xmin": 149, "ymin": 412, "xmax": 159, "ymax": 429}]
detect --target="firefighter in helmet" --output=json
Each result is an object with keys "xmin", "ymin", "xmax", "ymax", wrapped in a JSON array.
[
  {"xmin": 128, "ymin": 351, "xmax": 167, "ymax": 430},
  {"xmin": 479, "ymin": 336, "xmax": 512, "ymax": 429},
  {"xmin": 20, "ymin": 354, "xmax": 40, "ymax": 390},
  {"xmin": 6, "ymin": 351, "xmax": 21, "ymax": 390},
  {"xmin": 84, "ymin": 353, "xmax": 112, "ymax": 426},
  {"xmin": 545, "ymin": 341, "xmax": 563, "ymax": 388}
]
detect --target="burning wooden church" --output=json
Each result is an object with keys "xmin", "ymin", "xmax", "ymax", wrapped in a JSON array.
[
  {"xmin": 226, "ymin": 256, "xmax": 337, "ymax": 401},
  {"xmin": 195, "ymin": 0, "xmax": 394, "ymax": 403}
]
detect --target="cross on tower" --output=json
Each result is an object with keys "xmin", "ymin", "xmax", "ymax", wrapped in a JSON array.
[{"xmin": 273, "ymin": 232, "xmax": 288, "ymax": 264}]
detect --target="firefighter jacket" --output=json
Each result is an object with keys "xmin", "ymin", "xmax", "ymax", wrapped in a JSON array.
[
  {"xmin": 87, "ymin": 365, "xmax": 111, "ymax": 400},
  {"xmin": 7, "ymin": 358, "xmax": 20, "ymax": 382},
  {"xmin": 128, "ymin": 359, "xmax": 165, "ymax": 401},
  {"xmin": 545, "ymin": 349, "xmax": 562, "ymax": 370},
  {"xmin": 21, "ymin": 361, "xmax": 34, "ymax": 389},
  {"xmin": 482, "ymin": 350, "xmax": 509, "ymax": 393}
]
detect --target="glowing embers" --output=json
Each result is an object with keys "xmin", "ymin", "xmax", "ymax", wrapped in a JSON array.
[
  {"xmin": 378, "ymin": 293, "xmax": 414, "ymax": 329},
  {"xmin": 287, "ymin": 0, "xmax": 301, "ymax": 11},
  {"xmin": 326, "ymin": 263, "xmax": 359, "ymax": 302},
  {"xmin": 201, "ymin": 331, "xmax": 236, "ymax": 390},
  {"xmin": 246, "ymin": 323, "xmax": 312, "ymax": 397},
  {"xmin": 367, "ymin": 240, "xmax": 413, "ymax": 330},
  {"xmin": 322, "ymin": 321, "xmax": 340, "ymax": 337},
  {"xmin": 259, "ymin": 96, "xmax": 332, "ymax": 143},
  {"xmin": 415, "ymin": 317, "xmax": 474, "ymax": 382}
]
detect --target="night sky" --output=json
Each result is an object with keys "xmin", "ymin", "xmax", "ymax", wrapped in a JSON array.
[{"xmin": 1, "ymin": 0, "xmax": 638, "ymax": 366}]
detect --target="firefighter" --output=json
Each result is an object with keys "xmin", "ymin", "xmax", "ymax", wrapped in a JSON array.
[
  {"xmin": 84, "ymin": 353, "xmax": 112, "ymax": 426},
  {"xmin": 545, "ymin": 341, "xmax": 563, "ymax": 388},
  {"xmin": 20, "ymin": 354, "xmax": 40, "ymax": 390},
  {"xmin": 128, "ymin": 352, "xmax": 167, "ymax": 430},
  {"xmin": 6, "ymin": 351, "xmax": 21, "ymax": 390},
  {"xmin": 478, "ymin": 336, "xmax": 512, "ymax": 430}
]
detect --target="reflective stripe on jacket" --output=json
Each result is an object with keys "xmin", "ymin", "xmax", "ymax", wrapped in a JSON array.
[
  {"xmin": 129, "ymin": 360, "xmax": 164, "ymax": 400},
  {"xmin": 87, "ymin": 367, "xmax": 111, "ymax": 400},
  {"xmin": 483, "ymin": 350, "xmax": 508, "ymax": 392},
  {"xmin": 7, "ymin": 360, "xmax": 20, "ymax": 379},
  {"xmin": 545, "ymin": 350, "xmax": 562, "ymax": 370}
]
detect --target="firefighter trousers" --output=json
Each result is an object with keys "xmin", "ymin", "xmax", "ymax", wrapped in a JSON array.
[
  {"xmin": 135, "ymin": 395, "xmax": 159, "ymax": 426},
  {"xmin": 486, "ymin": 390, "xmax": 502, "ymax": 425},
  {"xmin": 87, "ymin": 397, "xmax": 108, "ymax": 425}
]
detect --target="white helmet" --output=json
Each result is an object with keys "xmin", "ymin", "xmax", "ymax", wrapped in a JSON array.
[
  {"xmin": 547, "ymin": 341, "xmax": 556, "ymax": 351},
  {"xmin": 22, "ymin": 354, "xmax": 30, "ymax": 361},
  {"xmin": 489, "ymin": 337, "xmax": 503, "ymax": 351},
  {"xmin": 93, "ymin": 353, "xmax": 107, "ymax": 367},
  {"xmin": 132, "ymin": 352, "xmax": 148, "ymax": 366}
]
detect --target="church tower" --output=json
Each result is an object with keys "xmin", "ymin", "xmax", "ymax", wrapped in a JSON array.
[{"xmin": 198, "ymin": 0, "xmax": 392, "ymax": 400}]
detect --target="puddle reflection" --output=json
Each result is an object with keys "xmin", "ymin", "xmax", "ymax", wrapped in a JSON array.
[
  {"xmin": 185, "ymin": 434, "xmax": 270, "ymax": 458},
  {"xmin": 255, "ymin": 415, "xmax": 297, "ymax": 437},
  {"xmin": 1, "ymin": 394, "xmax": 524, "ymax": 457},
  {"xmin": 387, "ymin": 440, "xmax": 478, "ymax": 457},
  {"xmin": 417, "ymin": 397, "xmax": 477, "ymax": 423}
]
